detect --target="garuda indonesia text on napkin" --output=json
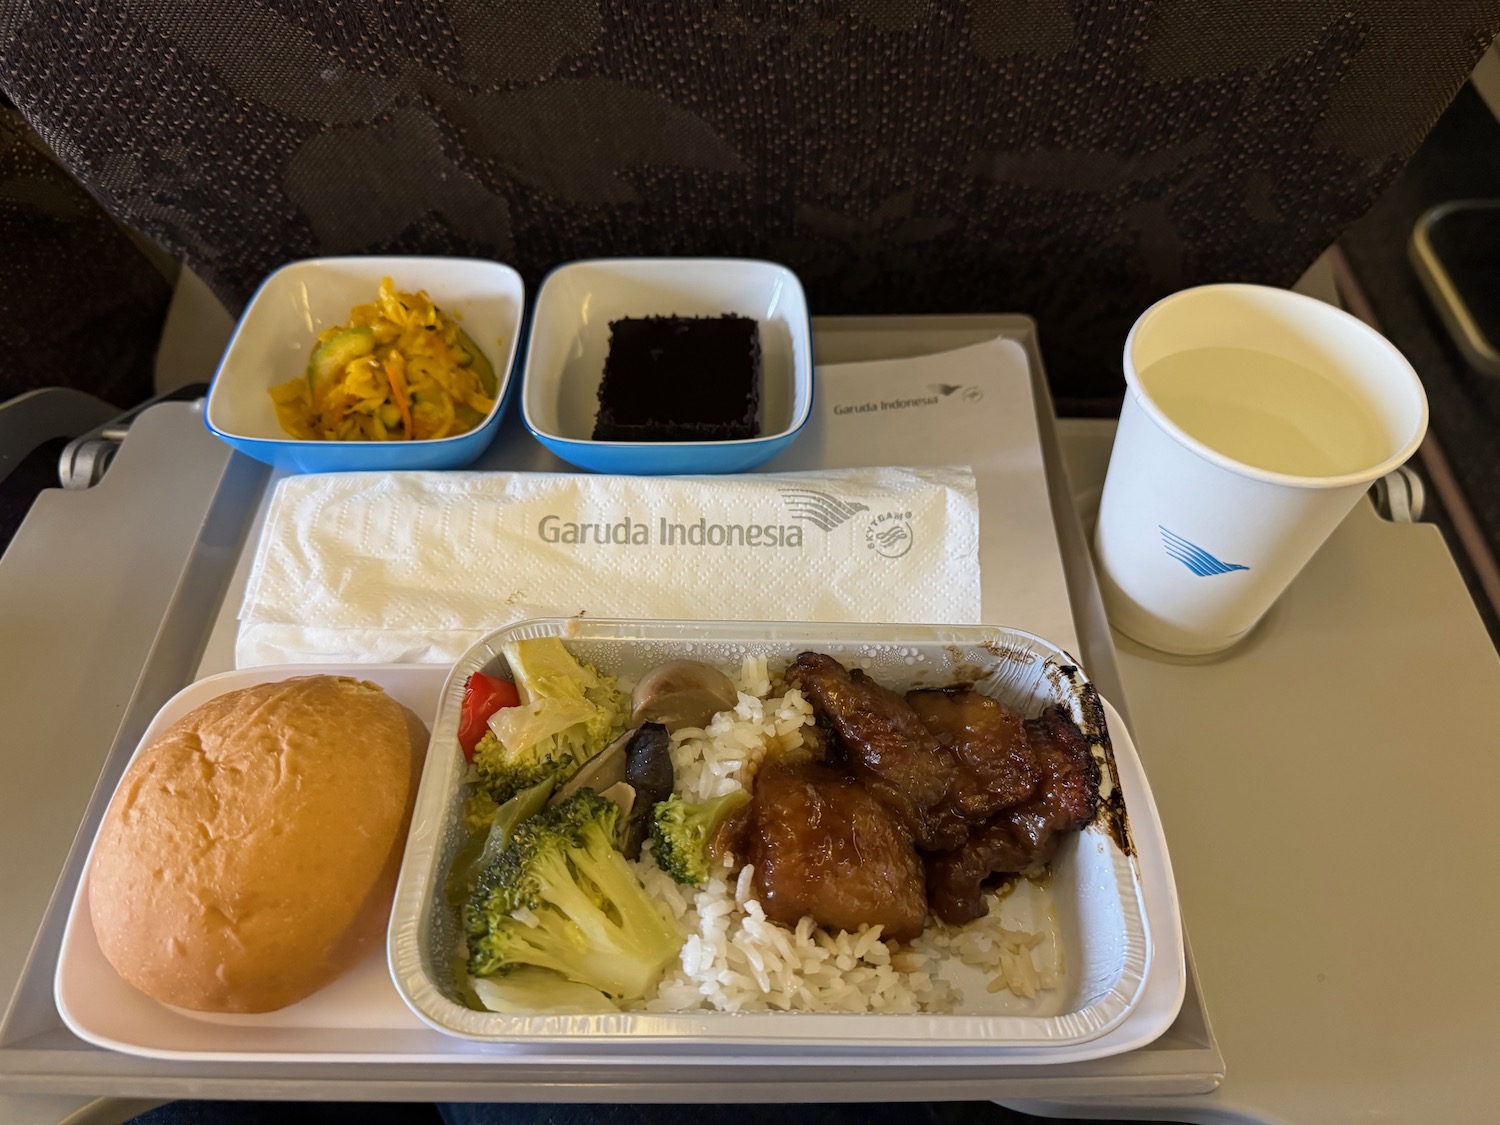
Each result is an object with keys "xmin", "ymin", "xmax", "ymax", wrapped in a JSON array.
[{"xmin": 235, "ymin": 467, "xmax": 979, "ymax": 667}]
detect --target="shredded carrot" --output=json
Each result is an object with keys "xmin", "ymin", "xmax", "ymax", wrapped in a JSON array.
[
  {"xmin": 269, "ymin": 277, "xmax": 498, "ymax": 442},
  {"xmin": 385, "ymin": 353, "xmax": 415, "ymax": 440}
]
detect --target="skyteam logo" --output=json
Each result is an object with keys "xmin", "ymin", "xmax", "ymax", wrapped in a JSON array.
[
  {"xmin": 866, "ymin": 511, "xmax": 915, "ymax": 558},
  {"xmin": 778, "ymin": 489, "xmax": 869, "ymax": 531},
  {"xmin": 1160, "ymin": 526, "xmax": 1249, "ymax": 577},
  {"xmin": 778, "ymin": 489, "xmax": 914, "ymax": 560}
]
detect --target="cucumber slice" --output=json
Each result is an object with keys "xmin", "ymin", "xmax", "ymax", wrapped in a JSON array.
[
  {"xmin": 306, "ymin": 327, "xmax": 375, "ymax": 396},
  {"xmin": 454, "ymin": 327, "xmax": 497, "ymax": 396}
]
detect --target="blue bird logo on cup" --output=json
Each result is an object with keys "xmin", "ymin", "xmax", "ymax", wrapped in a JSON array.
[{"xmin": 1159, "ymin": 527, "xmax": 1249, "ymax": 577}]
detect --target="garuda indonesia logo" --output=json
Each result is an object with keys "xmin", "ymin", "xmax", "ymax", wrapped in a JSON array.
[
  {"xmin": 1160, "ymin": 526, "xmax": 1249, "ymax": 577},
  {"xmin": 778, "ymin": 489, "xmax": 869, "ymax": 531},
  {"xmin": 930, "ymin": 383, "xmax": 984, "ymax": 403},
  {"xmin": 779, "ymin": 489, "xmax": 914, "ymax": 560}
]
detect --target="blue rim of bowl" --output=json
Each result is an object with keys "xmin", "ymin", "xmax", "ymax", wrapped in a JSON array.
[
  {"xmin": 519, "ymin": 256, "xmax": 815, "ymax": 448},
  {"xmin": 204, "ymin": 256, "xmax": 525, "ymax": 447}
]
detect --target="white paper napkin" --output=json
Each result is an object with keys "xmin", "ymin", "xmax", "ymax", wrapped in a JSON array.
[
  {"xmin": 767, "ymin": 338, "xmax": 1075, "ymax": 654},
  {"xmin": 235, "ymin": 466, "xmax": 980, "ymax": 667}
]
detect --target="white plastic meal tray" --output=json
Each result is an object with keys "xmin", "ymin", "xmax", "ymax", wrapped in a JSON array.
[
  {"xmin": 52, "ymin": 656, "xmax": 1184, "ymax": 1064},
  {"xmin": 391, "ymin": 618, "xmax": 1154, "ymax": 1050}
]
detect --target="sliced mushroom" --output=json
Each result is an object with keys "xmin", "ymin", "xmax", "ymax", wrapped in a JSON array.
[
  {"xmin": 631, "ymin": 660, "xmax": 739, "ymax": 732},
  {"xmin": 621, "ymin": 723, "xmax": 674, "ymax": 859},
  {"xmin": 548, "ymin": 724, "xmax": 675, "ymax": 857},
  {"xmin": 625, "ymin": 723, "xmax": 674, "ymax": 802},
  {"xmin": 549, "ymin": 729, "xmax": 632, "ymax": 807},
  {"xmin": 597, "ymin": 781, "xmax": 636, "ymax": 821}
]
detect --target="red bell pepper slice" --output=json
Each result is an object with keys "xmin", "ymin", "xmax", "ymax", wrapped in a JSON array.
[{"xmin": 458, "ymin": 671, "xmax": 520, "ymax": 760}]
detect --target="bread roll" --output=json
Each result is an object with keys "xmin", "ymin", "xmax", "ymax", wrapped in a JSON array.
[{"xmin": 88, "ymin": 675, "xmax": 427, "ymax": 1013}]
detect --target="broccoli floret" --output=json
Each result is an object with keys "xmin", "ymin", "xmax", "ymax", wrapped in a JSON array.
[
  {"xmin": 472, "ymin": 730, "xmax": 569, "ymax": 807},
  {"xmin": 472, "ymin": 638, "xmax": 626, "ymax": 805},
  {"xmin": 464, "ymin": 790, "xmax": 679, "ymax": 1001},
  {"xmin": 462, "ymin": 783, "xmax": 501, "ymax": 834},
  {"xmin": 649, "ymin": 790, "xmax": 752, "ymax": 886}
]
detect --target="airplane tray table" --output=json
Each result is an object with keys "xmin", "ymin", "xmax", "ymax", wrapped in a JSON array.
[{"xmin": 0, "ymin": 316, "xmax": 1225, "ymax": 1102}]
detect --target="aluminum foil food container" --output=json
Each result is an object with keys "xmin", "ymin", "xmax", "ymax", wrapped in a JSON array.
[{"xmin": 388, "ymin": 619, "xmax": 1149, "ymax": 1049}]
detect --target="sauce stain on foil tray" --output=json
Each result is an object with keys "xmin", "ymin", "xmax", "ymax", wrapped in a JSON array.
[{"xmin": 951, "ymin": 642, "xmax": 1133, "ymax": 858}]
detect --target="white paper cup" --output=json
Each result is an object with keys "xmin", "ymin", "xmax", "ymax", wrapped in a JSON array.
[{"xmin": 1094, "ymin": 284, "xmax": 1428, "ymax": 655}]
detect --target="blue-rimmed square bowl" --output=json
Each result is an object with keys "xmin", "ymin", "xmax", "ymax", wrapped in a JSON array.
[
  {"xmin": 521, "ymin": 258, "xmax": 813, "ymax": 475},
  {"xmin": 205, "ymin": 256, "xmax": 524, "ymax": 473}
]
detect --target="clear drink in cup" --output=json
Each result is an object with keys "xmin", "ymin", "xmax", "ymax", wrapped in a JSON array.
[{"xmin": 1094, "ymin": 284, "xmax": 1428, "ymax": 656}]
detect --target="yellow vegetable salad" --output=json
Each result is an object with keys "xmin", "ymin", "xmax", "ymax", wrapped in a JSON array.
[{"xmin": 270, "ymin": 278, "xmax": 498, "ymax": 441}]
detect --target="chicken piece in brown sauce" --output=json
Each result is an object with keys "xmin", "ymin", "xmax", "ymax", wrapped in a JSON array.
[
  {"xmin": 925, "ymin": 704, "xmax": 1100, "ymax": 924},
  {"xmin": 906, "ymin": 688, "xmax": 1040, "ymax": 821},
  {"xmin": 748, "ymin": 759, "xmax": 927, "ymax": 942},
  {"xmin": 790, "ymin": 652, "xmax": 964, "ymax": 850},
  {"xmin": 1023, "ymin": 705, "xmax": 1100, "ymax": 833}
]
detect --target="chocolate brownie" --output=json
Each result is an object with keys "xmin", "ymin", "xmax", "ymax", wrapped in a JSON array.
[{"xmin": 593, "ymin": 314, "xmax": 761, "ymax": 441}]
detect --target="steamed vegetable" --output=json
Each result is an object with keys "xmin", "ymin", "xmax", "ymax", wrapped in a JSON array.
[
  {"xmin": 649, "ymin": 790, "xmax": 752, "ymax": 886},
  {"xmin": 464, "ymin": 790, "xmax": 679, "ymax": 1001},
  {"xmin": 549, "ymin": 728, "xmax": 632, "ymax": 806},
  {"xmin": 470, "ymin": 966, "xmax": 619, "ymax": 1015},
  {"xmin": 471, "ymin": 637, "xmax": 626, "ymax": 807},
  {"xmin": 458, "ymin": 672, "xmax": 520, "ymax": 760},
  {"xmin": 630, "ymin": 660, "xmax": 738, "ymax": 732},
  {"xmin": 463, "ymin": 788, "xmax": 501, "ymax": 834},
  {"xmin": 621, "ymin": 724, "xmax": 674, "ymax": 859},
  {"xmin": 445, "ymin": 777, "xmax": 556, "ymax": 913}
]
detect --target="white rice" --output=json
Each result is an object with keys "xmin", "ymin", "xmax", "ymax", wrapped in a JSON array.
[
  {"xmin": 626, "ymin": 655, "xmax": 1059, "ymax": 1014},
  {"xmin": 664, "ymin": 655, "xmax": 813, "ymax": 803}
]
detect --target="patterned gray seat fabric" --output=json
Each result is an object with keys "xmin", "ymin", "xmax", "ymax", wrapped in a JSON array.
[
  {"xmin": 0, "ymin": 102, "xmax": 169, "ymax": 406},
  {"xmin": 2, "ymin": 0, "xmax": 1498, "ymax": 407}
]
